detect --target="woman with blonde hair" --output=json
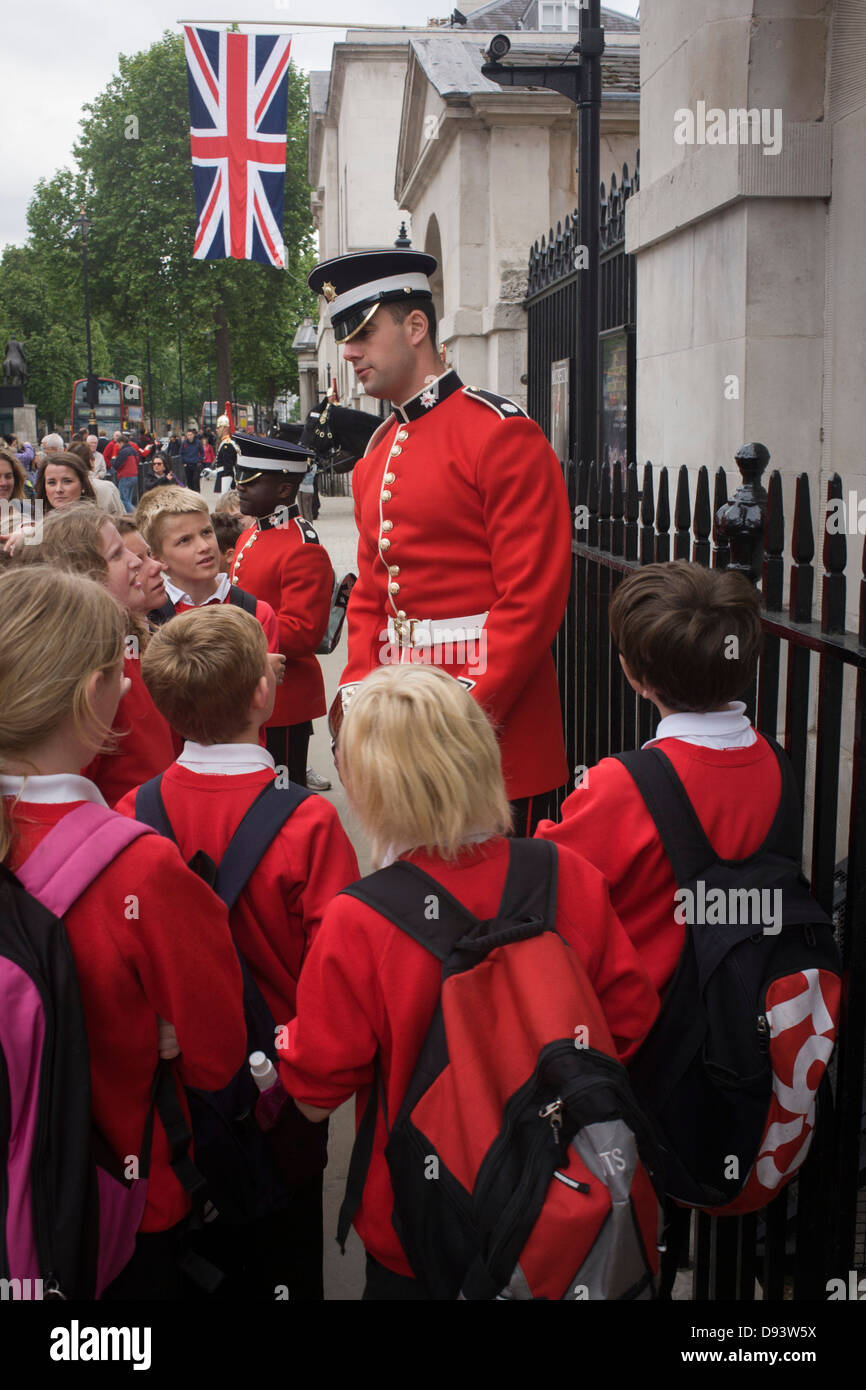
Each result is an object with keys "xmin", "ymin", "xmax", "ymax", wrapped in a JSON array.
[
  {"xmin": 0, "ymin": 565, "xmax": 245, "ymax": 1298},
  {"xmin": 277, "ymin": 664, "xmax": 658, "ymax": 1299},
  {"xmin": 19, "ymin": 503, "xmax": 174, "ymax": 806}
]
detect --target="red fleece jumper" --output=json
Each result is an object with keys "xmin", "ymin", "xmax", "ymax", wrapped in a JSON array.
[
  {"xmin": 117, "ymin": 761, "xmax": 360, "ymax": 1023},
  {"xmin": 4, "ymin": 794, "xmax": 246, "ymax": 1233},
  {"xmin": 535, "ymin": 735, "xmax": 783, "ymax": 999},
  {"xmin": 277, "ymin": 835, "xmax": 658, "ymax": 1278}
]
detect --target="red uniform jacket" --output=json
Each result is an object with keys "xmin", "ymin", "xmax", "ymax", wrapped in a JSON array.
[
  {"xmin": 117, "ymin": 759, "xmax": 360, "ymax": 1023},
  {"xmin": 4, "ymin": 788, "xmax": 246, "ymax": 1234},
  {"xmin": 535, "ymin": 735, "xmax": 783, "ymax": 998},
  {"xmin": 277, "ymin": 836, "xmax": 658, "ymax": 1278},
  {"xmin": 84, "ymin": 654, "xmax": 176, "ymax": 809},
  {"xmin": 340, "ymin": 372, "xmax": 572, "ymax": 800},
  {"xmin": 231, "ymin": 508, "xmax": 333, "ymax": 727}
]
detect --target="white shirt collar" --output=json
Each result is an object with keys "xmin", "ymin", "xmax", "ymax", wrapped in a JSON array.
[
  {"xmin": 176, "ymin": 741, "xmax": 275, "ymax": 775},
  {"xmin": 377, "ymin": 828, "xmax": 498, "ymax": 871},
  {"xmin": 0, "ymin": 772, "xmax": 108, "ymax": 805},
  {"xmin": 646, "ymin": 701, "xmax": 757, "ymax": 750},
  {"xmin": 163, "ymin": 571, "xmax": 230, "ymax": 607}
]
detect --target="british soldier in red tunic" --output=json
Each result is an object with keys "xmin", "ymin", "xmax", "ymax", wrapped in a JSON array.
[{"xmin": 309, "ymin": 249, "xmax": 572, "ymax": 833}]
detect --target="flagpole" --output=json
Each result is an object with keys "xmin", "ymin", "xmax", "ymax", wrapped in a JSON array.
[{"xmin": 176, "ymin": 19, "xmax": 465, "ymax": 30}]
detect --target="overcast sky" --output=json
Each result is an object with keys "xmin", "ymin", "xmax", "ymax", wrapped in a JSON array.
[{"xmin": 3, "ymin": 0, "xmax": 638, "ymax": 251}]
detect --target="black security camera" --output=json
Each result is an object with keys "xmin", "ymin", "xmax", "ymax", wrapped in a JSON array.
[{"xmin": 486, "ymin": 33, "xmax": 511, "ymax": 63}]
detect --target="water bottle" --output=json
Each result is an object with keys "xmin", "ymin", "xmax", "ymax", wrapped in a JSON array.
[{"xmin": 249, "ymin": 1051, "xmax": 288, "ymax": 1131}]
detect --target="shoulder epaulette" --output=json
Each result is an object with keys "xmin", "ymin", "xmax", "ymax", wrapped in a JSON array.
[
  {"xmin": 462, "ymin": 386, "xmax": 528, "ymax": 420},
  {"xmin": 294, "ymin": 517, "xmax": 320, "ymax": 545}
]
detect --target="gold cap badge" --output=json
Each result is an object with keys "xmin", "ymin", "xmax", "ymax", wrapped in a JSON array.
[{"xmin": 322, "ymin": 281, "xmax": 337, "ymax": 303}]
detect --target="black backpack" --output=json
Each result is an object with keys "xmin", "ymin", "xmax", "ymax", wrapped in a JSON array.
[
  {"xmin": 148, "ymin": 584, "xmax": 257, "ymax": 628},
  {"xmin": 133, "ymin": 776, "xmax": 328, "ymax": 1225},
  {"xmin": 615, "ymin": 737, "xmax": 841, "ymax": 1213}
]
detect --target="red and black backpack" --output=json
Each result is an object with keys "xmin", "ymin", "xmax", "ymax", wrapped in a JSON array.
[
  {"xmin": 337, "ymin": 839, "xmax": 663, "ymax": 1300},
  {"xmin": 615, "ymin": 737, "xmax": 841, "ymax": 1215}
]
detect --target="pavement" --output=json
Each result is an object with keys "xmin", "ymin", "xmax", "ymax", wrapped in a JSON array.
[{"xmin": 301, "ymin": 494, "xmax": 370, "ymax": 1300}]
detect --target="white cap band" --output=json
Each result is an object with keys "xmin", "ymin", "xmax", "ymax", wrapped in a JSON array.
[{"xmin": 331, "ymin": 272, "xmax": 431, "ymax": 319}]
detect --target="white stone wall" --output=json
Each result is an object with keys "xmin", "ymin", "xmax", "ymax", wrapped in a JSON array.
[{"xmin": 628, "ymin": 0, "xmax": 833, "ymax": 500}]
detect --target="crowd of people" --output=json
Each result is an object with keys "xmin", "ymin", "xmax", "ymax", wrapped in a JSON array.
[
  {"xmin": 1, "ymin": 418, "xmax": 276, "ymax": 521},
  {"xmin": 0, "ymin": 247, "xmax": 835, "ymax": 1306},
  {"xmin": 0, "ymin": 469, "xmax": 796, "ymax": 1300}
]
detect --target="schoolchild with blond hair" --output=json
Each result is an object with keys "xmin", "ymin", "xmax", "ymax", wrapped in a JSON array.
[
  {"xmin": 138, "ymin": 486, "xmax": 281, "ymax": 665},
  {"xmin": 277, "ymin": 664, "xmax": 657, "ymax": 1298},
  {"xmin": 0, "ymin": 566, "xmax": 246, "ymax": 1297}
]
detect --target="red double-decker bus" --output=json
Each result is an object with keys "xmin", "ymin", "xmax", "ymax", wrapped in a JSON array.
[{"xmin": 71, "ymin": 376, "xmax": 147, "ymax": 436}]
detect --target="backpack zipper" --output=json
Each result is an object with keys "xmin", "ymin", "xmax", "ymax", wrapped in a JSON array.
[{"xmin": 479, "ymin": 1068, "xmax": 638, "ymax": 1274}]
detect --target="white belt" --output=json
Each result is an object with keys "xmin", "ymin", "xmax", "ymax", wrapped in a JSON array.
[{"xmin": 386, "ymin": 611, "xmax": 489, "ymax": 650}]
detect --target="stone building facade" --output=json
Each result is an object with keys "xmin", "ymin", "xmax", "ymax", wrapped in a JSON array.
[
  {"xmin": 305, "ymin": 2, "xmax": 640, "ymax": 413},
  {"xmin": 626, "ymin": 0, "xmax": 866, "ymax": 524}
]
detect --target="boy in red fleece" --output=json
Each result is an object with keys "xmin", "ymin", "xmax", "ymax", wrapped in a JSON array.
[
  {"xmin": 117, "ymin": 603, "xmax": 359, "ymax": 1299},
  {"xmin": 535, "ymin": 561, "xmax": 776, "ymax": 1000}
]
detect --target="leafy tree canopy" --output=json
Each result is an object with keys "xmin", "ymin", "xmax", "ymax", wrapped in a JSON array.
[{"xmin": 0, "ymin": 29, "xmax": 315, "ymax": 430}]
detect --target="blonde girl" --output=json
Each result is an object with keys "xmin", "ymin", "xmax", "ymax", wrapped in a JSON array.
[
  {"xmin": 277, "ymin": 664, "xmax": 659, "ymax": 1298},
  {"xmin": 0, "ymin": 566, "xmax": 245, "ymax": 1298}
]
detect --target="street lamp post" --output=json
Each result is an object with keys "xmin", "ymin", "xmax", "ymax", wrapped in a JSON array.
[
  {"xmin": 75, "ymin": 205, "xmax": 98, "ymax": 434},
  {"xmin": 177, "ymin": 328, "xmax": 185, "ymax": 434},
  {"xmin": 145, "ymin": 327, "xmax": 155, "ymax": 434},
  {"xmin": 482, "ymin": 1, "xmax": 604, "ymax": 468}
]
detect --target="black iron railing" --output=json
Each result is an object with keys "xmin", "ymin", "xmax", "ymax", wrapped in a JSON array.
[{"xmin": 555, "ymin": 447, "xmax": 866, "ymax": 1297}]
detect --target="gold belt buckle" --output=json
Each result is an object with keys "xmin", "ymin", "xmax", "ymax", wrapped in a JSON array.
[{"xmin": 393, "ymin": 615, "xmax": 418, "ymax": 651}]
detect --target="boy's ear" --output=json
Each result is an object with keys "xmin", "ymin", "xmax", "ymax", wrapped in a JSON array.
[
  {"xmin": 619, "ymin": 654, "xmax": 646, "ymax": 698},
  {"xmin": 250, "ymin": 672, "xmax": 270, "ymax": 712}
]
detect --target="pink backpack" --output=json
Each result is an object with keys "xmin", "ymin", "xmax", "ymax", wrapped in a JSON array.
[{"xmin": 1, "ymin": 802, "xmax": 158, "ymax": 1299}]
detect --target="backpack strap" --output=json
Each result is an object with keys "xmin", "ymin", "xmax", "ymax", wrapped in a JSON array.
[
  {"xmin": 614, "ymin": 737, "xmax": 804, "ymax": 885},
  {"xmin": 228, "ymin": 586, "xmax": 258, "ymax": 616},
  {"xmin": 341, "ymin": 839, "xmax": 556, "ymax": 968},
  {"xmin": 148, "ymin": 598, "xmax": 177, "ymax": 627},
  {"xmin": 134, "ymin": 775, "xmax": 176, "ymax": 841},
  {"xmin": 16, "ymin": 802, "xmax": 153, "ymax": 920},
  {"xmin": 135, "ymin": 772, "xmax": 311, "ymax": 909},
  {"xmin": 214, "ymin": 780, "xmax": 312, "ymax": 910},
  {"xmin": 341, "ymin": 862, "xmax": 482, "ymax": 964}
]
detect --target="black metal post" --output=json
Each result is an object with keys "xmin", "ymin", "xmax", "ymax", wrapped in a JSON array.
[
  {"xmin": 577, "ymin": 0, "xmax": 602, "ymax": 471},
  {"xmin": 481, "ymin": 13, "xmax": 604, "ymax": 467},
  {"xmin": 145, "ymin": 330, "xmax": 155, "ymax": 434},
  {"xmin": 76, "ymin": 206, "xmax": 97, "ymax": 433},
  {"xmin": 177, "ymin": 328, "xmax": 185, "ymax": 433}
]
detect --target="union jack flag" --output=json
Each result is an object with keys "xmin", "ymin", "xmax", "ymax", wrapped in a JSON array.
[{"xmin": 183, "ymin": 27, "xmax": 292, "ymax": 268}]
